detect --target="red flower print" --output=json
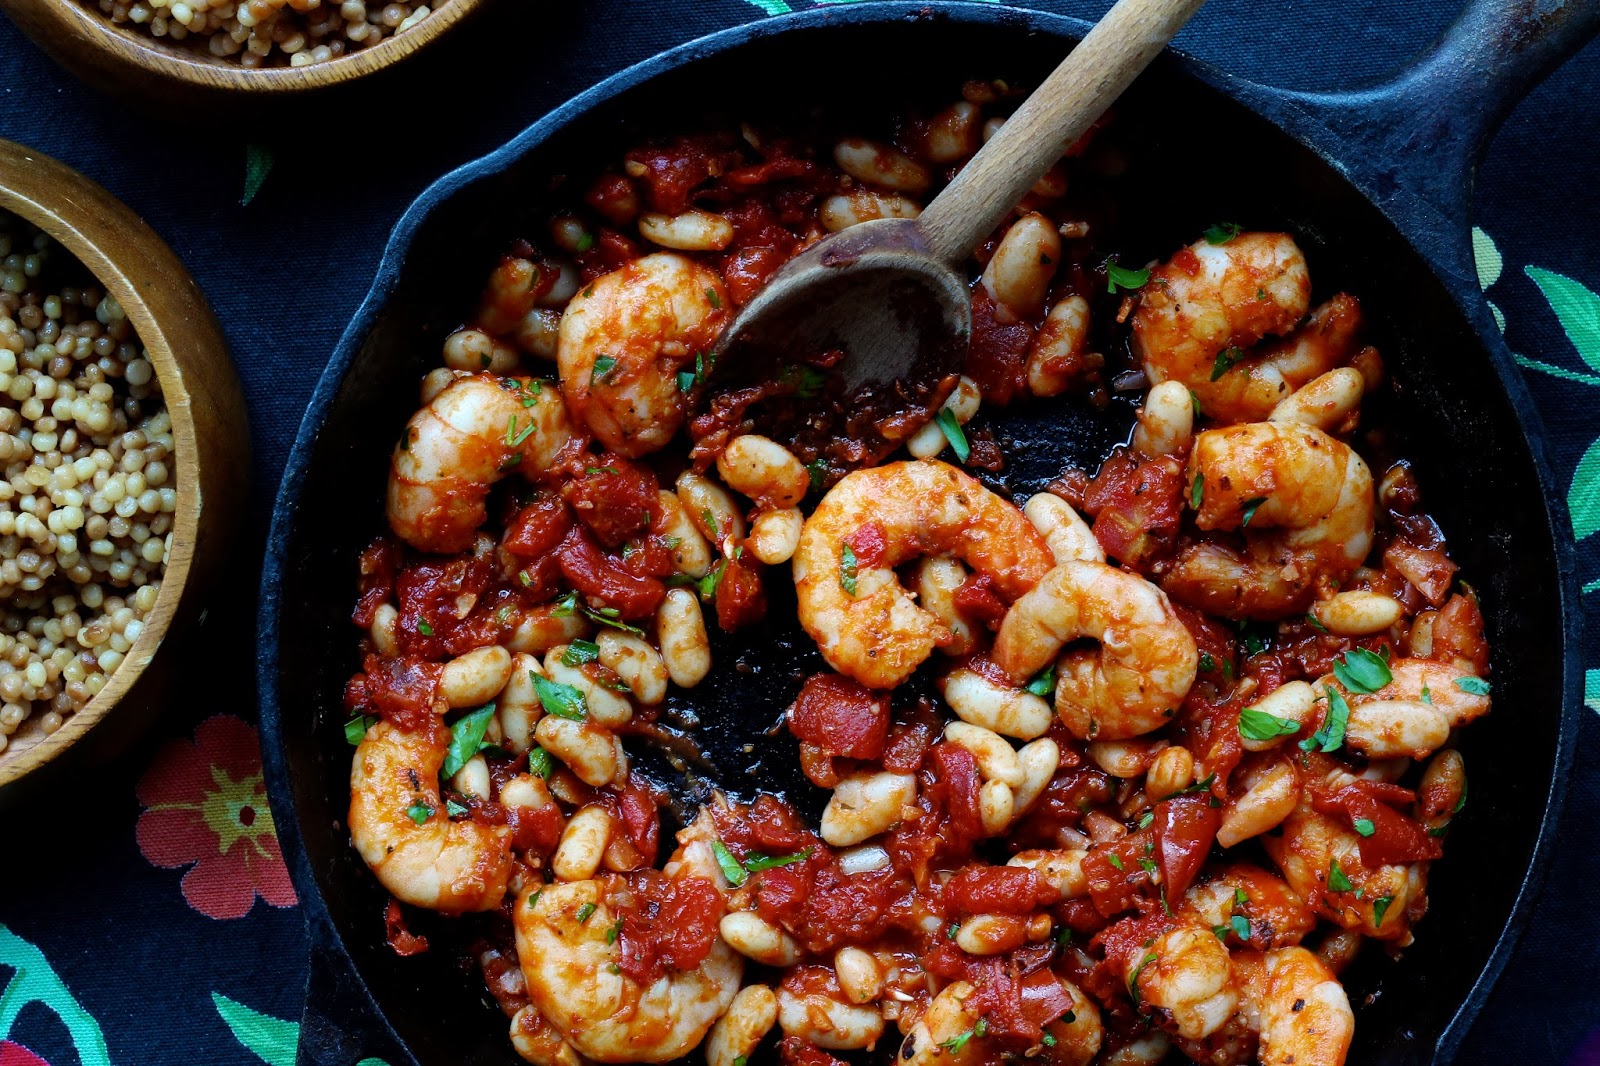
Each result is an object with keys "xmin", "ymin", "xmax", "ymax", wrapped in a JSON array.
[
  {"xmin": 136, "ymin": 715, "xmax": 297, "ymax": 920},
  {"xmin": 0, "ymin": 1042, "xmax": 49, "ymax": 1066}
]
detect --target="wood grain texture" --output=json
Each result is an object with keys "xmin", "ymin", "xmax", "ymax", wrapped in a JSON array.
[
  {"xmin": 917, "ymin": 0, "xmax": 1207, "ymax": 263},
  {"xmin": 0, "ymin": 0, "xmax": 486, "ymax": 104},
  {"xmin": 0, "ymin": 138, "xmax": 249, "ymax": 791}
]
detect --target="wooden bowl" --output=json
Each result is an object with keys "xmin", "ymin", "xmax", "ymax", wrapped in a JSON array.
[
  {"xmin": 0, "ymin": 0, "xmax": 487, "ymax": 103},
  {"xmin": 0, "ymin": 138, "xmax": 248, "ymax": 791}
]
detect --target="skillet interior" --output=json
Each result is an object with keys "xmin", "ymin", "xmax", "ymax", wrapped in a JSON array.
[{"xmin": 265, "ymin": 9, "xmax": 1568, "ymax": 1064}]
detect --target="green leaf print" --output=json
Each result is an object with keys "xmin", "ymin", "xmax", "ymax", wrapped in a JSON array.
[
  {"xmin": 1527, "ymin": 266, "xmax": 1600, "ymax": 375},
  {"xmin": 1586, "ymin": 669, "xmax": 1600, "ymax": 714},
  {"xmin": 0, "ymin": 925, "xmax": 111, "ymax": 1066},
  {"xmin": 1570, "ymin": 437, "xmax": 1600, "ymax": 542},
  {"xmin": 215, "ymin": 993, "xmax": 297, "ymax": 1066},
  {"xmin": 1472, "ymin": 226, "xmax": 1506, "ymax": 331}
]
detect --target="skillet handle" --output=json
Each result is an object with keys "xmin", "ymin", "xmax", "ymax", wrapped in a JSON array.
[
  {"xmin": 1235, "ymin": 0, "xmax": 1600, "ymax": 273},
  {"xmin": 296, "ymin": 906, "xmax": 415, "ymax": 1066}
]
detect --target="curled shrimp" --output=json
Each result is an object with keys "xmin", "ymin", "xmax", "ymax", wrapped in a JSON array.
[
  {"xmin": 348, "ymin": 717, "xmax": 513, "ymax": 913},
  {"xmin": 1235, "ymin": 947, "xmax": 1354, "ymax": 1066},
  {"xmin": 1132, "ymin": 232, "xmax": 1312, "ymax": 422},
  {"xmin": 513, "ymin": 813, "xmax": 742, "ymax": 1063},
  {"xmin": 793, "ymin": 460, "xmax": 1054, "ymax": 689},
  {"xmin": 993, "ymin": 560, "xmax": 1197, "ymax": 740},
  {"xmin": 388, "ymin": 373, "xmax": 576, "ymax": 553},
  {"xmin": 1124, "ymin": 919, "xmax": 1238, "ymax": 1041},
  {"xmin": 1163, "ymin": 422, "xmax": 1374, "ymax": 619},
  {"xmin": 557, "ymin": 253, "xmax": 731, "ymax": 458}
]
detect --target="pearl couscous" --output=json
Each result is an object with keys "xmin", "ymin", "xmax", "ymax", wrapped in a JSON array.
[
  {"xmin": 0, "ymin": 209, "xmax": 173, "ymax": 752},
  {"xmin": 89, "ymin": 0, "xmax": 443, "ymax": 69}
]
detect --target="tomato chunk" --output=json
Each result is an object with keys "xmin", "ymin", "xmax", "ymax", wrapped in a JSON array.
[
  {"xmin": 555, "ymin": 525, "xmax": 665, "ymax": 620},
  {"xmin": 561, "ymin": 456, "xmax": 658, "ymax": 548},
  {"xmin": 1152, "ymin": 793, "xmax": 1221, "ymax": 900},
  {"xmin": 788, "ymin": 672, "xmax": 891, "ymax": 760},
  {"xmin": 942, "ymin": 864, "xmax": 1059, "ymax": 917}
]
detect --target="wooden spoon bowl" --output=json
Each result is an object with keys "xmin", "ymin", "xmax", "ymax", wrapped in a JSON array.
[
  {"xmin": 0, "ymin": 0, "xmax": 487, "ymax": 103},
  {"xmin": 0, "ymin": 139, "xmax": 249, "ymax": 793}
]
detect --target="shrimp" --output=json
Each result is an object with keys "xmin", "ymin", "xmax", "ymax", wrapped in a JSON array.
[
  {"xmin": 557, "ymin": 253, "xmax": 731, "ymax": 458},
  {"xmin": 348, "ymin": 718, "xmax": 513, "ymax": 913},
  {"xmin": 793, "ymin": 460, "xmax": 1054, "ymax": 689},
  {"xmin": 992, "ymin": 560, "xmax": 1197, "ymax": 740},
  {"xmin": 1132, "ymin": 232, "xmax": 1312, "ymax": 422},
  {"xmin": 513, "ymin": 812, "xmax": 742, "ymax": 1063},
  {"xmin": 1124, "ymin": 920, "xmax": 1238, "ymax": 1041},
  {"xmin": 1182, "ymin": 863, "xmax": 1317, "ymax": 950},
  {"xmin": 1321, "ymin": 656, "xmax": 1490, "ymax": 729},
  {"xmin": 1198, "ymin": 295, "xmax": 1365, "ymax": 426},
  {"xmin": 1162, "ymin": 422, "xmax": 1374, "ymax": 619},
  {"xmin": 388, "ymin": 372, "xmax": 576, "ymax": 553},
  {"xmin": 1237, "ymin": 947, "xmax": 1354, "ymax": 1066}
]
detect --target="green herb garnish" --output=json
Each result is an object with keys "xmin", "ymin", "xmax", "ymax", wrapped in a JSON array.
[
  {"xmin": 532, "ymin": 674, "xmax": 586, "ymax": 720},
  {"xmin": 936, "ymin": 410, "xmax": 971, "ymax": 462},
  {"xmin": 1238, "ymin": 707, "xmax": 1300, "ymax": 742},
  {"xmin": 1106, "ymin": 262, "xmax": 1150, "ymax": 293},
  {"xmin": 442, "ymin": 703, "xmax": 497, "ymax": 779},
  {"xmin": 1332, "ymin": 648, "xmax": 1392, "ymax": 694}
]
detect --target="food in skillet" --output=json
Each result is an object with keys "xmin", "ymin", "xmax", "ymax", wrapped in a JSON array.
[{"xmin": 342, "ymin": 82, "xmax": 1489, "ymax": 1066}]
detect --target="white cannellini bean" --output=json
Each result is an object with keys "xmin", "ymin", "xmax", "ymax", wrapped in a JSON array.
[
  {"xmin": 498, "ymin": 772, "xmax": 555, "ymax": 814},
  {"xmin": 538, "ymin": 261, "xmax": 581, "ymax": 308},
  {"xmin": 718, "ymin": 434, "xmax": 809, "ymax": 509},
  {"xmin": 750, "ymin": 507, "xmax": 804, "ymax": 565},
  {"xmin": 1011, "ymin": 738, "xmax": 1060, "ymax": 817},
  {"xmin": 1145, "ymin": 745, "xmax": 1194, "ymax": 801},
  {"xmin": 508, "ymin": 607, "xmax": 591, "ymax": 655},
  {"xmin": 656, "ymin": 489, "xmax": 713, "ymax": 578},
  {"xmin": 443, "ymin": 328, "xmax": 518, "ymax": 373},
  {"xmin": 837, "ymin": 844, "xmax": 891, "ymax": 876},
  {"xmin": 676, "ymin": 470, "xmax": 746, "ymax": 548},
  {"xmin": 1216, "ymin": 761, "xmax": 1300, "ymax": 848},
  {"xmin": 1344, "ymin": 699, "xmax": 1451, "ymax": 759},
  {"xmin": 940, "ymin": 667, "xmax": 1053, "ymax": 740},
  {"xmin": 552, "ymin": 805, "xmax": 612, "ymax": 881},
  {"xmin": 1270, "ymin": 367, "xmax": 1366, "ymax": 430},
  {"xmin": 720, "ymin": 912, "xmax": 802, "ymax": 966},
  {"xmin": 955, "ymin": 913, "xmax": 1028, "ymax": 956},
  {"xmin": 821, "ymin": 771, "xmax": 917, "ymax": 847},
  {"xmin": 536, "ymin": 716, "xmax": 622, "ymax": 788},
  {"xmin": 543, "ymin": 650, "xmax": 633, "ymax": 728},
  {"xmin": 1087, "ymin": 738, "xmax": 1164, "ymax": 779},
  {"xmin": 370, "ymin": 603, "xmax": 399, "ymax": 657},
  {"xmin": 706, "ymin": 985, "xmax": 779, "ymax": 1066},
  {"xmin": 496, "ymin": 652, "xmax": 545, "ymax": 755},
  {"xmin": 638, "ymin": 209, "xmax": 735, "ymax": 252},
  {"xmin": 913, "ymin": 556, "xmax": 979, "ymax": 656},
  {"xmin": 778, "ymin": 983, "xmax": 885, "ymax": 1050},
  {"xmin": 979, "ymin": 779, "xmax": 1015, "ymax": 836},
  {"xmin": 419, "ymin": 366, "xmax": 458, "ymax": 404},
  {"xmin": 906, "ymin": 376, "xmax": 981, "ymax": 459},
  {"xmin": 597, "ymin": 631, "xmax": 668, "ymax": 706},
  {"xmin": 440, "ymin": 645, "xmax": 514, "ymax": 708},
  {"xmin": 1132, "ymin": 379, "xmax": 1196, "ymax": 459},
  {"xmin": 657, "ymin": 589, "xmax": 711, "ymax": 687},
  {"xmin": 920, "ymin": 101, "xmax": 981, "ymax": 163},
  {"xmin": 1418, "ymin": 748, "xmax": 1466, "ymax": 832},
  {"xmin": 1023, "ymin": 492, "xmax": 1104, "ymax": 564},
  {"xmin": 1008, "ymin": 849, "xmax": 1089, "ymax": 898},
  {"xmin": 944, "ymin": 721, "xmax": 1024, "ymax": 786},
  {"xmin": 451, "ymin": 752, "xmax": 491, "ymax": 799},
  {"xmin": 1239, "ymin": 681, "xmax": 1317, "ymax": 752},
  {"xmin": 982, "ymin": 213, "xmax": 1060, "ymax": 322},
  {"xmin": 819, "ymin": 190, "xmax": 922, "ymax": 232},
  {"xmin": 833, "ymin": 138, "xmax": 931, "ymax": 194},
  {"xmin": 834, "ymin": 947, "xmax": 884, "ymax": 1005},
  {"xmin": 516, "ymin": 308, "xmax": 561, "ymax": 361},
  {"xmin": 901, "ymin": 983, "xmax": 980, "ymax": 1066},
  {"xmin": 1026, "ymin": 294, "xmax": 1091, "ymax": 398},
  {"xmin": 1310, "ymin": 590, "xmax": 1405, "ymax": 636}
]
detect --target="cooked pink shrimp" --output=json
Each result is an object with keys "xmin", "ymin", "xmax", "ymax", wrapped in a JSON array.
[
  {"xmin": 387, "ymin": 373, "xmax": 576, "ymax": 553},
  {"xmin": 1132, "ymin": 232, "xmax": 1311, "ymax": 420},
  {"xmin": 1235, "ymin": 947, "xmax": 1354, "ymax": 1066},
  {"xmin": 348, "ymin": 718, "xmax": 513, "ymax": 913},
  {"xmin": 1198, "ymin": 294, "xmax": 1364, "ymax": 425},
  {"xmin": 557, "ymin": 253, "xmax": 730, "ymax": 458},
  {"xmin": 1163, "ymin": 422, "xmax": 1374, "ymax": 619},
  {"xmin": 1321, "ymin": 656, "xmax": 1490, "ymax": 729},
  {"xmin": 1123, "ymin": 919, "xmax": 1238, "ymax": 1042},
  {"xmin": 993, "ymin": 560, "xmax": 1197, "ymax": 740},
  {"xmin": 793, "ymin": 460, "xmax": 1054, "ymax": 689}
]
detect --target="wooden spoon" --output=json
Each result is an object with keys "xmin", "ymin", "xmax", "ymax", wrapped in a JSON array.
[{"xmin": 713, "ymin": 0, "xmax": 1207, "ymax": 390}]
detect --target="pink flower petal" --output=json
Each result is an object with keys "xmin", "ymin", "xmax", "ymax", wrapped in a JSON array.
[
  {"xmin": 135, "ymin": 806, "xmax": 215, "ymax": 869},
  {"xmin": 134, "ymin": 734, "xmax": 211, "ymax": 808},
  {"xmin": 180, "ymin": 853, "xmax": 257, "ymax": 920},
  {"xmin": 0, "ymin": 1041, "xmax": 52, "ymax": 1066},
  {"xmin": 194, "ymin": 715, "xmax": 263, "ymax": 783},
  {"xmin": 249, "ymin": 835, "xmax": 299, "ymax": 907}
]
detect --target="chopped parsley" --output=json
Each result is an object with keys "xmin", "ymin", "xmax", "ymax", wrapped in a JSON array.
[
  {"xmin": 1210, "ymin": 346, "xmax": 1245, "ymax": 381},
  {"xmin": 840, "ymin": 544, "xmax": 859, "ymax": 596},
  {"xmin": 442, "ymin": 703, "xmax": 497, "ymax": 779},
  {"xmin": 936, "ymin": 409, "xmax": 971, "ymax": 462},
  {"xmin": 1230, "ymin": 913, "xmax": 1250, "ymax": 940},
  {"xmin": 1332, "ymin": 647, "xmax": 1392, "ymax": 693},
  {"xmin": 1454, "ymin": 676, "xmax": 1492, "ymax": 696},
  {"xmin": 1137, "ymin": 811, "xmax": 1154, "ymax": 830},
  {"xmin": 605, "ymin": 917, "xmax": 624, "ymax": 945},
  {"xmin": 575, "ymin": 231, "xmax": 596, "ymax": 252},
  {"xmin": 677, "ymin": 370, "xmax": 696, "ymax": 392},
  {"xmin": 712, "ymin": 840, "xmax": 748, "ymax": 887},
  {"xmin": 1106, "ymin": 262, "xmax": 1150, "ymax": 293},
  {"xmin": 1189, "ymin": 472, "xmax": 1204, "ymax": 510},
  {"xmin": 1025, "ymin": 665, "xmax": 1056, "ymax": 697},
  {"xmin": 705, "ymin": 287, "xmax": 722, "ymax": 309},
  {"xmin": 576, "ymin": 902, "xmax": 596, "ymax": 924},
  {"xmin": 416, "ymin": 618, "xmax": 434, "ymax": 637},
  {"xmin": 1239, "ymin": 495, "xmax": 1267, "ymax": 526},
  {"xmin": 1190, "ymin": 389, "xmax": 1202, "ymax": 420},
  {"xmin": 344, "ymin": 714, "xmax": 377, "ymax": 746},
  {"xmin": 1306, "ymin": 610, "xmax": 1330, "ymax": 634},
  {"xmin": 1204, "ymin": 221, "xmax": 1242, "ymax": 244},
  {"xmin": 445, "ymin": 799, "xmax": 469, "ymax": 818},
  {"xmin": 1041, "ymin": 1034, "xmax": 1057, "ymax": 1048},
  {"xmin": 1238, "ymin": 706, "xmax": 1300, "ymax": 742},
  {"xmin": 532, "ymin": 674, "xmax": 586, "ymax": 720},
  {"xmin": 1235, "ymin": 888, "xmax": 1250, "ymax": 906},
  {"xmin": 807, "ymin": 459, "xmax": 827, "ymax": 493},
  {"xmin": 1421, "ymin": 684, "xmax": 1434, "ymax": 705},
  {"xmin": 1353, "ymin": 817, "xmax": 1376, "ymax": 837},
  {"xmin": 405, "ymin": 803, "xmax": 432, "ymax": 825},
  {"xmin": 1372, "ymin": 894, "xmax": 1395, "ymax": 927},
  {"xmin": 1107, "ymin": 854, "xmax": 1125, "ymax": 872},
  {"xmin": 528, "ymin": 746, "xmax": 554, "ymax": 778},
  {"xmin": 744, "ymin": 848, "xmax": 813, "ymax": 872},
  {"xmin": 561, "ymin": 639, "xmax": 600, "ymax": 666},
  {"xmin": 1328, "ymin": 858, "xmax": 1354, "ymax": 894},
  {"xmin": 505, "ymin": 414, "xmax": 537, "ymax": 448},
  {"xmin": 1300, "ymin": 685, "xmax": 1349, "ymax": 753},
  {"xmin": 940, "ymin": 1018, "xmax": 987, "ymax": 1053},
  {"xmin": 1128, "ymin": 952, "xmax": 1159, "ymax": 1005},
  {"xmin": 698, "ymin": 559, "xmax": 728, "ymax": 601},
  {"xmin": 591, "ymin": 356, "xmax": 619, "ymax": 383}
]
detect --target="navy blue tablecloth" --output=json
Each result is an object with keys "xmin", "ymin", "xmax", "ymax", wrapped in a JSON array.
[{"xmin": 0, "ymin": 2, "xmax": 1596, "ymax": 1063}]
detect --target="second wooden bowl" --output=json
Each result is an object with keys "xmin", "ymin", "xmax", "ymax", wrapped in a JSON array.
[
  {"xmin": 0, "ymin": 138, "xmax": 249, "ymax": 792},
  {"xmin": 0, "ymin": 0, "xmax": 488, "ymax": 104}
]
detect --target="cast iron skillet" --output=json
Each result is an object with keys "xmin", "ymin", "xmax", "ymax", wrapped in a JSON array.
[{"xmin": 258, "ymin": 3, "xmax": 1595, "ymax": 1063}]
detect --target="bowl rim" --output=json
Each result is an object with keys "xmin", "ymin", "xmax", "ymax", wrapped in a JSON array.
[
  {"xmin": 255, "ymin": 3, "xmax": 1584, "ymax": 1061},
  {"xmin": 8, "ymin": 0, "xmax": 484, "ymax": 92},
  {"xmin": 0, "ymin": 139, "xmax": 206, "ymax": 786}
]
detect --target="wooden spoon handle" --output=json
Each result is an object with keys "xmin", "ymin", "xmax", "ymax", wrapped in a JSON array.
[{"xmin": 915, "ymin": 0, "xmax": 1207, "ymax": 265}]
